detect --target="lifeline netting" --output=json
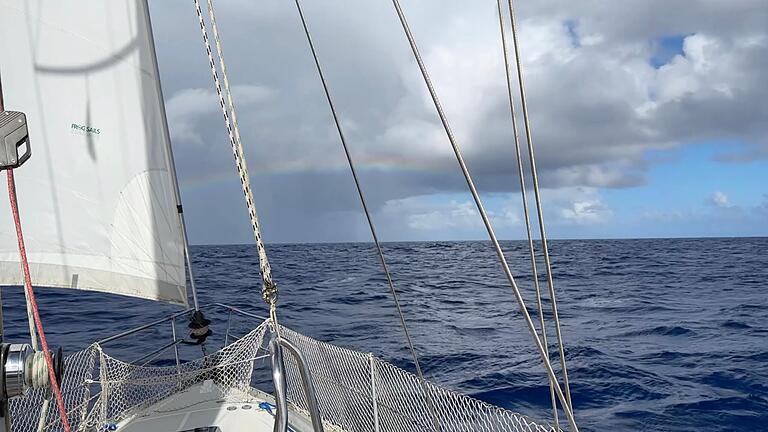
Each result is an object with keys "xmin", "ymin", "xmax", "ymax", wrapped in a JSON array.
[
  {"xmin": 9, "ymin": 319, "xmax": 557, "ymax": 432},
  {"xmin": 278, "ymin": 325, "xmax": 558, "ymax": 432},
  {"xmin": 8, "ymin": 320, "xmax": 269, "ymax": 431}
]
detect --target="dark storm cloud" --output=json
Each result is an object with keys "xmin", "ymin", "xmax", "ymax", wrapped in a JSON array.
[{"xmin": 147, "ymin": 0, "xmax": 767, "ymax": 242}]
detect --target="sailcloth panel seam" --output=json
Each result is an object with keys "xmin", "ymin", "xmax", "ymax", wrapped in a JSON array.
[{"xmin": 0, "ymin": 261, "xmax": 186, "ymax": 306}]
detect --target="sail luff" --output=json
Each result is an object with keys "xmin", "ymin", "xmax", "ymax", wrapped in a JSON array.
[{"xmin": 139, "ymin": 0, "xmax": 200, "ymax": 310}]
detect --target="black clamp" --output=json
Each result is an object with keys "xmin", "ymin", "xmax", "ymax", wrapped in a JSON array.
[
  {"xmin": 0, "ymin": 111, "xmax": 31, "ymax": 170},
  {"xmin": 186, "ymin": 310, "xmax": 212, "ymax": 345}
]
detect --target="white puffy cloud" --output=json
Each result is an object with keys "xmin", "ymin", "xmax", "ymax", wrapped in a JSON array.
[
  {"xmin": 407, "ymin": 201, "xmax": 482, "ymax": 231},
  {"xmin": 708, "ymin": 191, "xmax": 733, "ymax": 209},
  {"xmin": 376, "ymin": 187, "xmax": 610, "ymax": 241},
  {"xmin": 145, "ymin": 0, "xmax": 766, "ymax": 241},
  {"xmin": 161, "ymin": 0, "xmax": 767, "ymax": 178},
  {"xmin": 549, "ymin": 189, "xmax": 614, "ymax": 225},
  {"xmin": 637, "ymin": 191, "xmax": 767, "ymax": 238}
]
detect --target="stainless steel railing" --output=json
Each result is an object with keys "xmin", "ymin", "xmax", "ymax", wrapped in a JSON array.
[
  {"xmin": 269, "ymin": 333, "xmax": 325, "ymax": 432},
  {"xmin": 94, "ymin": 302, "xmax": 268, "ymax": 374},
  {"xmin": 94, "ymin": 303, "xmax": 325, "ymax": 432},
  {"xmin": 96, "ymin": 303, "xmax": 268, "ymax": 345}
]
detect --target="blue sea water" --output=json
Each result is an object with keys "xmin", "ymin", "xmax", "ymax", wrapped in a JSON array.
[{"xmin": 1, "ymin": 237, "xmax": 766, "ymax": 431}]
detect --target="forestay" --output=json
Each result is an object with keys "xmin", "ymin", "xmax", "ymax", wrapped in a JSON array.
[{"xmin": 0, "ymin": 0, "xmax": 187, "ymax": 305}]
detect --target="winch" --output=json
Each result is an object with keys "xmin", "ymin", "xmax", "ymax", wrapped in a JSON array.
[{"xmin": 0, "ymin": 343, "xmax": 64, "ymax": 401}]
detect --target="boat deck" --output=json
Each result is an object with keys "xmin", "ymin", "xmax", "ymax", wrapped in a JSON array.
[{"xmin": 117, "ymin": 381, "xmax": 318, "ymax": 432}]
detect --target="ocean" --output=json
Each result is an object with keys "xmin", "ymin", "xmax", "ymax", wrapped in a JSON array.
[{"xmin": 1, "ymin": 237, "xmax": 766, "ymax": 431}]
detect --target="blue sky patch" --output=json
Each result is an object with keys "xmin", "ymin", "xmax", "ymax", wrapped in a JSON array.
[{"xmin": 650, "ymin": 34, "xmax": 690, "ymax": 68}]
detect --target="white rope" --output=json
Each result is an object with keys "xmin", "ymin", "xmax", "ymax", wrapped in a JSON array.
[
  {"xmin": 505, "ymin": 0, "xmax": 573, "ymax": 411},
  {"xmin": 192, "ymin": 0, "xmax": 277, "ymax": 303},
  {"xmin": 24, "ymin": 351, "xmax": 49, "ymax": 389},
  {"xmin": 20, "ymin": 271, "xmax": 39, "ymax": 350},
  {"xmin": 20, "ymin": 227, "xmax": 46, "ymax": 432},
  {"xmin": 269, "ymin": 303, "xmax": 282, "ymax": 339},
  {"xmin": 25, "ymin": 347, "xmax": 53, "ymax": 432},
  {"xmin": 494, "ymin": 0, "xmax": 558, "ymax": 427}
]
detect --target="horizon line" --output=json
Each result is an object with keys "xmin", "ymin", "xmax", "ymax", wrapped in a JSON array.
[{"xmin": 189, "ymin": 234, "xmax": 767, "ymax": 247}]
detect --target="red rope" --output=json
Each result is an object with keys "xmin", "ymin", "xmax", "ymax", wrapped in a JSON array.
[{"xmin": 6, "ymin": 169, "xmax": 71, "ymax": 432}]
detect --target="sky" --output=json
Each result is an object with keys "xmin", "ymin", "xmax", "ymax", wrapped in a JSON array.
[{"xmin": 147, "ymin": 0, "xmax": 768, "ymax": 244}]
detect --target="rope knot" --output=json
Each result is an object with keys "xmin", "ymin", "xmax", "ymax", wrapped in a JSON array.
[{"xmin": 262, "ymin": 281, "xmax": 278, "ymax": 305}]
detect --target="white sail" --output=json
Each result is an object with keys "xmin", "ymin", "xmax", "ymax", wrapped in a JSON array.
[{"xmin": 0, "ymin": 0, "xmax": 188, "ymax": 306}]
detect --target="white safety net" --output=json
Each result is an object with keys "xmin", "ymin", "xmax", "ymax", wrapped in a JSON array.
[
  {"xmin": 84, "ymin": 320, "xmax": 268, "ymax": 428},
  {"xmin": 9, "ymin": 318, "xmax": 557, "ymax": 432},
  {"xmin": 8, "ymin": 321, "xmax": 268, "ymax": 431},
  {"xmin": 278, "ymin": 325, "xmax": 559, "ymax": 432},
  {"xmin": 9, "ymin": 346, "xmax": 98, "ymax": 432}
]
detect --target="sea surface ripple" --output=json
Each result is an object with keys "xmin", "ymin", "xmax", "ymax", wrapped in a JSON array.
[{"xmin": 1, "ymin": 237, "xmax": 766, "ymax": 431}]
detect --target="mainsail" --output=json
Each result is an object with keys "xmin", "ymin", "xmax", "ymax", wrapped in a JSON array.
[{"xmin": 0, "ymin": 1, "xmax": 188, "ymax": 305}]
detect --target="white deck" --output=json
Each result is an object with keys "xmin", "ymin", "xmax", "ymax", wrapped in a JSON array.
[{"xmin": 116, "ymin": 381, "xmax": 318, "ymax": 432}]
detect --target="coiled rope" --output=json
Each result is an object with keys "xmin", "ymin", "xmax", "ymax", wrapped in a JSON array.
[
  {"xmin": 192, "ymin": 0, "xmax": 277, "ymax": 306},
  {"xmin": 26, "ymin": 351, "xmax": 50, "ymax": 389},
  {"xmin": 290, "ymin": 1, "xmax": 440, "ymax": 431},
  {"xmin": 5, "ymin": 169, "xmax": 70, "ymax": 432},
  {"xmin": 390, "ymin": 1, "xmax": 578, "ymax": 430},
  {"xmin": 494, "ymin": 0, "xmax": 559, "ymax": 427}
]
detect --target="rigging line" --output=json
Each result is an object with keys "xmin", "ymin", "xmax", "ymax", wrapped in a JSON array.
[
  {"xmin": 0, "ymin": 235, "xmax": 2, "ymax": 345},
  {"xmin": 0, "ymin": 73, "xmax": 48, "ymax": 432},
  {"xmin": 6, "ymin": 169, "xmax": 71, "ymax": 432},
  {"xmin": 495, "ymin": 0, "xmax": 559, "ymax": 427},
  {"xmin": 141, "ymin": 0, "xmax": 200, "ymax": 310},
  {"xmin": 506, "ymin": 0, "xmax": 573, "ymax": 411},
  {"xmin": 23, "ymin": 272, "xmax": 40, "ymax": 348},
  {"xmin": 192, "ymin": 0, "xmax": 277, "ymax": 304},
  {"xmin": 290, "ymin": 2, "xmax": 440, "ymax": 431},
  {"xmin": 0, "ymin": 238, "xmax": 2, "ymax": 341},
  {"xmin": 389, "ymin": 1, "xmax": 579, "ymax": 430}
]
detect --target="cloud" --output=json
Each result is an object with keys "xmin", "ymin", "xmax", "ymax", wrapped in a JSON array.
[
  {"xmin": 708, "ymin": 191, "xmax": 733, "ymax": 209},
  {"xmin": 166, "ymin": 85, "xmax": 274, "ymax": 149},
  {"xmin": 760, "ymin": 195, "xmax": 768, "ymax": 213},
  {"xmin": 649, "ymin": 194, "xmax": 739, "ymax": 220},
  {"xmin": 406, "ymin": 201, "xmax": 483, "ymax": 231},
  {"xmin": 382, "ymin": 197, "xmax": 522, "ymax": 232},
  {"xmin": 144, "ymin": 0, "xmax": 767, "ymax": 242},
  {"xmin": 557, "ymin": 199, "xmax": 613, "ymax": 225},
  {"xmin": 544, "ymin": 187, "xmax": 613, "ymax": 225},
  {"xmin": 374, "ymin": 187, "xmax": 610, "ymax": 241}
]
